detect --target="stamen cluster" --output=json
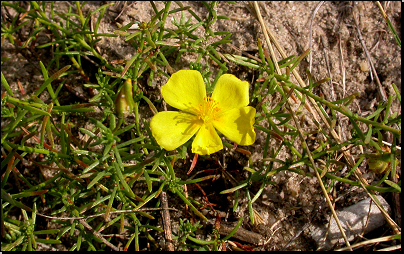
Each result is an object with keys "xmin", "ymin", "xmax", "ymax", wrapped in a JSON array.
[{"xmin": 197, "ymin": 97, "xmax": 220, "ymax": 123}]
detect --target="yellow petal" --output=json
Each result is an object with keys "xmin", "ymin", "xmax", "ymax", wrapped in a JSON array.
[
  {"xmin": 213, "ymin": 106, "xmax": 256, "ymax": 146},
  {"xmin": 150, "ymin": 111, "xmax": 202, "ymax": 151},
  {"xmin": 192, "ymin": 123, "xmax": 223, "ymax": 155},
  {"xmin": 161, "ymin": 70, "xmax": 206, "ymax": 115},
  {"xmin": 211, "ymin": 74, "xmax": 249, "ymax": 113}
]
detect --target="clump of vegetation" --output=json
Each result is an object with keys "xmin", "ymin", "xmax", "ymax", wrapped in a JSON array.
[{"xmin": 1, "ymin": 1, "xmax": 400, "ymax": 251}]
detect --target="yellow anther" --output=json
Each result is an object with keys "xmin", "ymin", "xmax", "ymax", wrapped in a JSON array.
[{"xmin": 197, "ymin": 96, "xmax": 220, "ymax": 123}]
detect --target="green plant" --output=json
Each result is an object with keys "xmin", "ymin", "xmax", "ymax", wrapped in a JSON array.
[{"xmin": 1, "ymin": 1, "xmax": 400, "ymax": 251}]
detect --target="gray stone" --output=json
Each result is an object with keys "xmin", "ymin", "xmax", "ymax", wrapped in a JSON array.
[{"xmin": 310, "ymin": 195, "xmax": 390, "ymax": 250}]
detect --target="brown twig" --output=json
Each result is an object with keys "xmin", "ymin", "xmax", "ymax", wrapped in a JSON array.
[
  {"xmin": 219, "ymin": 223, "xmax": 264, "ymax": 246},
  {"xmin": 79, "ymin": 219, "xmax": 120, "ymax": 251},
  {"xmin": 160, "ymin": 191, "xmax": 174, "ymax": 251},
  {"xmin": 114, "ymin": 1, "xmax": 127, "ymax": 21},
  {"xmin": 193, "ymin": 182, "xmax": 217, "ymax": 211}
]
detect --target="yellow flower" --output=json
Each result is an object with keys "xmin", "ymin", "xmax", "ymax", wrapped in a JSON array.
[{"xmin": 150, "ymin": 70, "xmax": 256, "ymax": 155}]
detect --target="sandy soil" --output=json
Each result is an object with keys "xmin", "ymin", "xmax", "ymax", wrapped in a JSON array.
[{"xmin": 1, "ymin": 1, "xmax": 401, "ymax": 251}]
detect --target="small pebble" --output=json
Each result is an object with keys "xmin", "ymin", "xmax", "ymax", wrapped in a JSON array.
[{"xmin": 360, "ymin": 61, "xmax": 369, "ymax": 72}]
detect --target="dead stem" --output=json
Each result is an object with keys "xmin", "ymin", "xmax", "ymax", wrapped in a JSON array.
[
  {"xmin": 79, "ymin": 219, "xmax": 120, "ymax": 251},
  {"xmin": 160, "ymin": 191, "xmax": 175, "ymax": 251},
  {"xmin": 218, "ymin": 223, "xmax": 264, "ymax": 246}
]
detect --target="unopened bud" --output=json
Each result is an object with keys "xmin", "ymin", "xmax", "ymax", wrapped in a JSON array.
[{"xmin": 115, "ymin": 79, "xmax": 135, "ymax": 117}]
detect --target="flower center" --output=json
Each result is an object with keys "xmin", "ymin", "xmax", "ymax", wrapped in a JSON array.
[{"xmin": 197, "ymin": 97, "xmax": 220, "ymax": 123}]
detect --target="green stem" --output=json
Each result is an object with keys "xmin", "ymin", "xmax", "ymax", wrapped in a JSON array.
[{"xmin": 284, "ymin": 82, "xmax": 400, "ymax": 136}]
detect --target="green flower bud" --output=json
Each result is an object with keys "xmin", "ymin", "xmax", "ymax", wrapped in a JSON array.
[
  {"xmin": 367, "ymin": 147, "xmax": 398, "ymax": 175},
  {"xmin": 115, "ymin": 79, "xmax": 135, "ymax": 117},
  {"xmin": 367, "ymin": 153, "xmax": 391, "ymax": 174}
]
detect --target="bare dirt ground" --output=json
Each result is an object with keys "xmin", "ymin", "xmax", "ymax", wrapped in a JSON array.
[{"xmin": 1, "ymin": 1, "xmax": 401, "ymax": 251}]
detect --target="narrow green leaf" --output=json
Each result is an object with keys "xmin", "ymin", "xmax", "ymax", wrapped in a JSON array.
[
  {"xmin": 1, "ymin": 72, "xmax": 14, "ymax": 96},
  {"xmin": 35, "ymin": 238, "xmax": 62, "ymax": 244},
  {"xmin": 142, "ymin": 96, "xmax": 158, "ymax": 115},
  {"xmin": 251, "ymin": 182, "xmax": 265, "ymax": 203},
  {"xmin": 6, "ymin": 98, "xmax": 51, "ymax": 116},
  {"xmin": 224, "ymin": 54, "xmax": 260, "ymax": 69},
  {"xmin": 87, "ymin": 171, "xmax": 108, "ymax": 189},
  {"xmin": 121, "ymin": 54, "xmax": 139, "ymax": 78},
  {"xmin": 384, "ymin": 180, "xmax": 401, "ymax": 192},
  {"xmin": 33, "ymin": 229, "xmax": 60, "ymax": 235},
  {"xmin": 364, "ymin": 125, "xmax": 373, "ymax": 144},
  {"xmin": 187, "ymin": 235, "xmax": 216, "ymax": 245},
  {"xmin": 391, "ymin": 83, "xmax": 401, "ymax": 103},
  {"xmin": 143, "ymin": 169, "xmax": 152, "ymax": 192},
  {"xmin": 175, "ymin": 190, "xmax": 207, "ymax": 221},
  {"xmin": 105, "ymin": 186, "xmax": 118, "ymax": 220},
  {"xmin": 220, "ymin": 182, "xmax": 248, "ymax": 194},
  {"xmin": 289, "ymin": 48, "xmax": 310, "ymax": 71},
  {"xmin": 3, "ymin": 236, "xmax": 25, "ymax": 251},
  {"xmin": 232, "ymin": 190, "xmax": 239, "ymax": 212},
  {"xmin": 1, "ymin": 189, "xmax": 32, "ymax": 212},
  {"xmin": 35, "ymin": 65, "xmax": 71, "ymax": 97},
  {"xmin": 11, "ymin": 190, "xmax": 48, "ymax": 199}
]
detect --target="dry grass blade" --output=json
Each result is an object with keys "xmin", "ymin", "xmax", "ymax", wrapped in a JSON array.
[
  {"xmin": 250, "ymin": 2, "xmax": 323, "ymax": 125},
  {"xmin": 335, "ymin": 234, "xmax": 401, "ymax": 251},
  {"xmin": 285, "ymin": 102, "xmax": 352, "ymax": 250},
  {"xmin": 250, "ymin": 2, "xmax": 280, "ymax": 74},
  {"xmin": 374, "ymin": 1, "xmax": 401, "ymax": 47}
]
